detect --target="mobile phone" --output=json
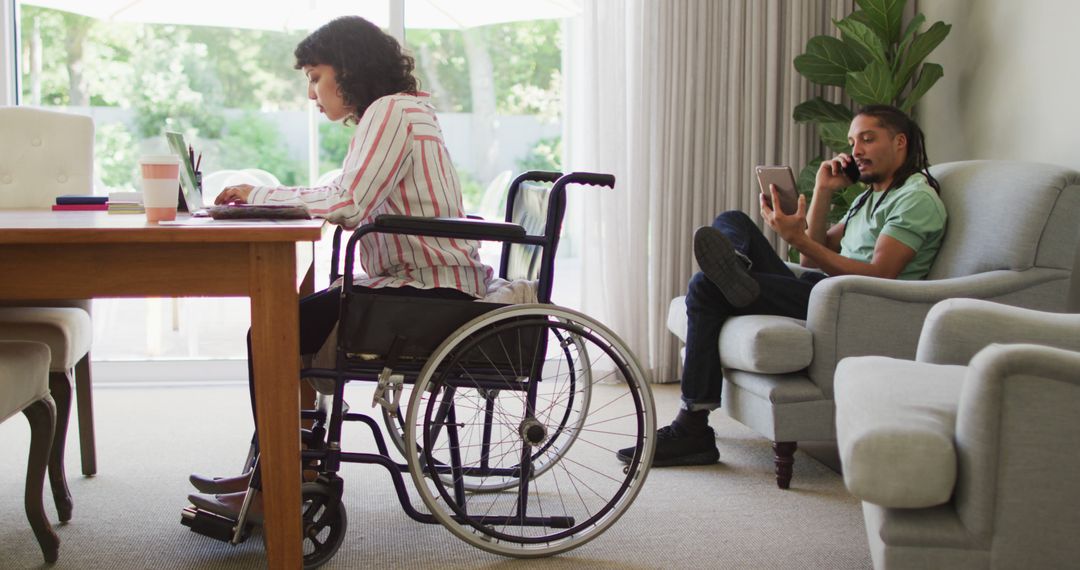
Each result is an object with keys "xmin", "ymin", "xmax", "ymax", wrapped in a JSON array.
[
  {"xmin": 843, "ymin": 159, "xmax": 861, "ymax": 183},
  {"xmin": 755, "ymin": 166, "xmax": 800, "ymax": 215}
]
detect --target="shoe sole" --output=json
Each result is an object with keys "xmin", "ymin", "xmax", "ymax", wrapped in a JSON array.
[
  {"xmin": 694, "ymin": 227, "xmax": 759, "ymax": 308},
  {"xmin": 616, "ymin": 447, "xmax": 720, "ymax": 467}
]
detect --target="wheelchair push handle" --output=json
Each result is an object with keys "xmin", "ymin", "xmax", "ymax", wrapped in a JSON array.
[{"xmin": 557, "ymin": 172, "xmax": 616, "ymax": 189}]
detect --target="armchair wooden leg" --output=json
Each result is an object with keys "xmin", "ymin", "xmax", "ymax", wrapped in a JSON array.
[
  {"xmin": 773, "ymin": 441, "xmax": 797, "ymax": 489},
  {"xmin": 48, "ymin": 371, "xmax": 75, "ymax": 522},
  {"xmin": 74, "ymin": 354, "xmax": 97, "ymax": 476},
  {"xmin": 23, "ymin": 398, "xmax": 60, "ymax": 564}
]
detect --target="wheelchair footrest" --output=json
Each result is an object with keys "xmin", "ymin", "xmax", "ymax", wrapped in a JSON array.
[{"xmin": 181, "ymin": 506, "xmax": 246, "ymax": 543}]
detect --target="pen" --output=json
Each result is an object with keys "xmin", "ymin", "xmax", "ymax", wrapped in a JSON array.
[
  {"xmin": 188, "ymin": 144, "xmax": 195, "ymax": 168},
  {"xmin": 195, "ymin": 152, "xmax": 202, "ymax": 173}
]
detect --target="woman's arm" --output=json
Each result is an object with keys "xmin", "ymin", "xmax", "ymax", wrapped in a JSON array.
[{"xmin": 220, "ymin": 97, "xmax": 413, "ymax": 228}]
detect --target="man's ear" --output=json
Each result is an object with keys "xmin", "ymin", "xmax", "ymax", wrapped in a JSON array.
[{"xmin": 894, "ymin": 132, "xmax": 908, "ymax": 153}]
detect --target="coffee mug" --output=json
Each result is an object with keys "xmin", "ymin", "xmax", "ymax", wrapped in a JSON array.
[{"xmin": 140, "ymin": 155, "xmax": 181, "ymax": 223}]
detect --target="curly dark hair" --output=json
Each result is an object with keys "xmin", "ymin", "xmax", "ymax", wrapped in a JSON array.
[{"xmin": 294, "ymin": 16, "xmax": 419, "ymax": 122}]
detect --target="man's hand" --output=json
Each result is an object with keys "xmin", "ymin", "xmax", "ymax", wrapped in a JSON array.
[
  {"xmin": 761, "ymin": 184, "xmax": 808, "ymax": 244},
  {"xmin": 815, "ymin": 153, "xmax": 856, "ymax": 196},
  {"xmin": 215, "ymin": 184, "xmax": 255, "ymax": 205}
]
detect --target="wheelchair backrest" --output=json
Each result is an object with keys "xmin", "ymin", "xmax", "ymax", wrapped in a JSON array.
[{"xmin": 499, "ymin": 172, "xmax": 567, "ymax": 304}]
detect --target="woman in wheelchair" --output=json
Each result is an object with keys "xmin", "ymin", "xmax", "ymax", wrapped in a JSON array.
[
  {"xmin": 192, "ymin": 15, "xmax": 493, "ymax": 518},
  {"xmin": 184, "ymin": 15, "xmax": 655, "ymax": 568}
]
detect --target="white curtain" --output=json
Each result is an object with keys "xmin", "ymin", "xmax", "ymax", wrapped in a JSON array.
[{"xmin": 564, "ymin": 0, "xmax": 854, "ymax": 383}]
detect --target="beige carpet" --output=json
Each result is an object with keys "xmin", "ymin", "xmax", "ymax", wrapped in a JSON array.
[{"xmin": 0, "ymin": 375, "xmax": 870, "ymax": 569}]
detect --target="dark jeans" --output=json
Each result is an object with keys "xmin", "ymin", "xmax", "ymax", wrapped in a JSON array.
[
  {"xmin": 245, "ymin": 285, "xmax": 474, "ymax": 428},
  {"xmin": 680, "ymin": 210, "xmax": 827, "ymax": 411}
]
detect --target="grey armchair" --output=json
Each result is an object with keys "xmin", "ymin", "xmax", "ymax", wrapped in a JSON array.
[
  {"xmin": 834, "ymin": 298, "xmax": 1080, "ymax": 569},
  {"xmin": 666, "ymin": 160, "xmax": 1080, "ymax": 488}
]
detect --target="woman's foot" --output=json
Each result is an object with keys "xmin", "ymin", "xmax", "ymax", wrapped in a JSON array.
[
  {"xmin": 188, "ymin": 471, "xmax": 251, "ymax": 494},
  {"xmin": 188, "ymin": 490, "xmax": 263, "ymax": 525}
]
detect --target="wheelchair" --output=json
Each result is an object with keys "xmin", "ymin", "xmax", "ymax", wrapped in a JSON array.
[{"xmin": 181, "ymin": 171, "xmax": 657, "ymax": 567}]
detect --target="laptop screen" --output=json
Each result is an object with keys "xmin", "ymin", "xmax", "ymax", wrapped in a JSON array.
[{"xmin": 165, "ymin": 131, "xmax": 203, "ymax": 212}]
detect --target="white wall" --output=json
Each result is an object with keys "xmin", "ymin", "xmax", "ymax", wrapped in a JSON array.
[{"xmin": 919, "ymin": 0, "xmax": 1080, "ymax": 172}]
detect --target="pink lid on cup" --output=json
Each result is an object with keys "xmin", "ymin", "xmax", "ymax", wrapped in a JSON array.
[{"xmin": 139, "ymin": 155, "xmax": 180, "ymax": 179}]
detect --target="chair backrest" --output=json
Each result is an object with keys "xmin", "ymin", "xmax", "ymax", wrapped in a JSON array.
[
  {"xmin": 0, "ymin": 107, "xmax": 95, "ymax": 208},
  {"xmin": 926, "ymin": 160, "xmax": 1080, "ymax": 280}
]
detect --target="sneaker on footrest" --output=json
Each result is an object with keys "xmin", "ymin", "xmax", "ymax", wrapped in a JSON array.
[
  {"xmin": 188, "ymin": 491, "xmax": 263, "ymax": 525},
  {"xmin": 616, "ymin": 424, "xmax": 719, "ymax": 467},
  {"xmin": 189, "ymin": 472, "xmax": 251, "ymax": 494}
]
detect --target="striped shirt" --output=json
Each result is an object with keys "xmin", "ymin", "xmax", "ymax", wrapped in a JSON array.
[{"xmin": 248, "ymin": 93, "xmax": 493, "ymax": 298}]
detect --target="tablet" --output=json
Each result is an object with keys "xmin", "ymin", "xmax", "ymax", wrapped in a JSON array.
[{"xmin": 755, "ymin": 165, "xmax": 799, "ymax": 215}]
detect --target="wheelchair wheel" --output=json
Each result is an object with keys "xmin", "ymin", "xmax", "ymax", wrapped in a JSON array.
[
  {"xmin": 300, "ymin": 482, "xmax": 347, "ymax": 569},
  {"xmin": 403, "ymin": 305, "xmax": 655, "ymax": 557},
  {"xmin": 382, "ymin": 324, "xmax": 591, "ymax": 494}
]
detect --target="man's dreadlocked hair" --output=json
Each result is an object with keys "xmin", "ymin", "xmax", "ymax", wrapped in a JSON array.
[{"xmin": 844, "ymin": 104, "xmax": 940, "ymax": 224}]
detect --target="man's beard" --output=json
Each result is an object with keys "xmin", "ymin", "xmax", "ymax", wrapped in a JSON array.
[{"xmin": 860, "ymin": 171, "xmax": 884, "ymax": 184}]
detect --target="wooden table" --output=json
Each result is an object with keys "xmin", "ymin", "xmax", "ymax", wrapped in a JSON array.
[{"xmin": 0, "ymin": 211, "xmax": 325, "ymax": 569}]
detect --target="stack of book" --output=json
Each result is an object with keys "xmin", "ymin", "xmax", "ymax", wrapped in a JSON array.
[
  {"xmin": 107, "ymin": 191, "xmax": 145, "ymax": 214},
  {"xmin": 52, "ymin": 195, "xmax": 107, "ymax": 211}
]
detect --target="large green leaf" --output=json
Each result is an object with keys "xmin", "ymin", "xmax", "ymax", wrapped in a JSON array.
[
  {"xmin": 835, "ymin": 17, "xmax": 888, "ymax": 65},
  {"xmin": 896, "ymin": 13, "xmax": 926, "ymax": 61},
  {"xmin": 818, "ymin": 122, "xmax": 853, "ymax": 154},
  {"xmin": 854, "ymin": 0, "xmax": 905, "ymax": 44},
  {"xmin": 895, "ymin": 21, "xmax": 951, "ymax": 88},
  {"xmin": 797, "ymin": 158, "xmax": 824, "ymax": 196},
  {"xmin": 899, "ymin": 62, "xmax": 943, "ymax": 112},
  {"xmin": 845, "ymin": 60, "xmax": 896, "ymax": 105},
  {"xmin": 795, "ymin": 35, "xmax": 868, "ymax": 87},
  {"xmin": 793, "ymin": 97, "xmax": 855, "ymax": 124}
]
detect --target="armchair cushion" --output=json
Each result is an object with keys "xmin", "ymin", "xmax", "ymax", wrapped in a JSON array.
[
  {"xmin": 718, "ymin": 316, "xmax": 812, "ymax": 373},
  {"xmin": 835, "ymin": 355, "xmax": 966, "ymax": 509},
  {"xmin": 667, "ymin": 297, "xmax": 812, "ymax": 374}
]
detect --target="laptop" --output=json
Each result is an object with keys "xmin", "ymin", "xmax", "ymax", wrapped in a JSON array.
[{"xmin": 165, "ymin": 131, "xmax": 205, "ymax": 214}]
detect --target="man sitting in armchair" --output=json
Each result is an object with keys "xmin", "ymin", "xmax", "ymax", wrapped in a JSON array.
[{"xmin": 619, "ymin": 104, "xmax": 948, "ymax": 466}]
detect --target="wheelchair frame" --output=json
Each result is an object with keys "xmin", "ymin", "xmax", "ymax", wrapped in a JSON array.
[{"xmin": 182, "ymin": 171, "xmax": 656, "ymax": 566}]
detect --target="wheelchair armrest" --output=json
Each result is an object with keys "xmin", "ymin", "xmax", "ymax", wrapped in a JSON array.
[{"xmin": 371, "ymin": 215, "xmax": 527, "ymax": 241}]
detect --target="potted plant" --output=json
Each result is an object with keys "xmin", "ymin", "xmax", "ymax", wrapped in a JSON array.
[{"xmin": 792, "ymin": 0, "xmax": 951, "ymax": 224}]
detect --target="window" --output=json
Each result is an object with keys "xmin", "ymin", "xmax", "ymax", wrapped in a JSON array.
[{"xmin": 10, "ymin": 0, "xmax": 580, "ymax": 361}]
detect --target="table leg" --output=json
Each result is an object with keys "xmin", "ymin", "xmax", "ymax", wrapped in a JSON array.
[{"xmin": 249, "ymin": 243, "xmax": 303, "ymax": 569}]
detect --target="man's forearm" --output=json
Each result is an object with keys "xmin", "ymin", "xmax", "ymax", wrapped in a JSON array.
[
  {"xmin": 789, "ymin": 233, "xmax": 881, "ymax": 277},
  {"xmin": 800, "ymin": 188, "xmax": 833, "ymax": 267}
]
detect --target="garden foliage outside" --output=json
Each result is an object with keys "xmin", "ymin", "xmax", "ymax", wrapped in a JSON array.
[{"xmin": 20, "ymin": 6, "xmax": 564, "ymax": 209}]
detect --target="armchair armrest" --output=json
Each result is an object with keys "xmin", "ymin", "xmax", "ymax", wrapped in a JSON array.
[
  {"xmin": 953, "ymin": 342, "xmax": 1080, "ymax": 539},
  {"xmin": 805, "ymin": 268, "xmax": 1065, "ymax": 398},
  {"xmin": 916, "ymin": 298, "xmax": 1080, "ymax": 365}
]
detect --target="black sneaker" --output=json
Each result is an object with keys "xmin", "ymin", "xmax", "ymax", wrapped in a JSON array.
[
  {"xmin": 617, "ymin": 424, "xmax": 720, "ymax": 467},
  {"xmin": 693, "ymin": 226, "xmax": 759, "ymax": 308}
]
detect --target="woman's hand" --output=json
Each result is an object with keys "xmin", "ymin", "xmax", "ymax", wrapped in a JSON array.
[
  {"xmin": 761, "ymin": 184, "xmax": 808, "ymax": 244},
  {"xmin": 215, "ymin": 184, "xmax": 255, "ymax": 205},
  {"xmin": 814, "ymin": 153, "xmax": 856, "ymax": 196}
]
